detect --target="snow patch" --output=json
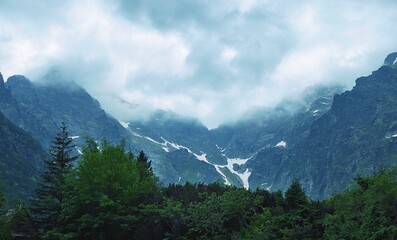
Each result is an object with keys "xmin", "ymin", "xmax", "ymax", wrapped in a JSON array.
[
  {"xmin": 124, "ymin": 124, "xmax": 142, "ymax": 138},
  {"xmin": 162, "ymin": 147, "xmax": 169, "ymax": 152},
  {"xmin": 130, "ymin": 131, "xmax": 142, "ymax": 137},
  {"xmin": 216, "ymin": 144, "xmax": 226, "ymax": 153},
  {"xmin": 145, "ymin": 136, "xmax": 162, "ymax": 145},
  {"xmin": 223, "ymin": 156, "xmax": 253, "ymax": 189},
  {"xmin": 275, "ymin": 141, "xmax": 287, "ymax": 148},
  {"xmin": 386, "ymin": 134, "xmax": 397, "ymax": 139},
  {"xmin": 70, "ymin": 136, "xmax": 79, "ymax": 139},
  {"xmin": 240, "ymin": 169, "xmax": 252, "ymax": 189},
  {"xmin": 141, "ymin": 135, "xmax": 253, "ymax": 188},
  {"xmin": 196, "ymin": 153, "xmax": 208, "ymax": 162},
  {"xmin": 312, "ymin": 109, "xmax": 319, "ymax": 114},
  {"xmin": 394, "ymin": 57, "xmax": 397, "ymax": 65},
  {"xmin": 142, "ymin": 136, "xmax": 203, "ymax": 155},
  {"xmin": 118, "ymin": 120, "xmax": 129, "ymax": 129},
  {"xmin": 260, "ymin": 182, "xmax": 273, "ymax": 191},
  {"xmin": 214, "ymin": 165, "xmax": 231, "ymax": 186}
]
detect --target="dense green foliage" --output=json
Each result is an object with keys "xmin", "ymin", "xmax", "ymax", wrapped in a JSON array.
[
  {"xmin": 324, "ymin": 170, "xmax": 397, "ymax": 239},
  {"xmin": 0, "ymin": 189, "xmax": 11, "ymax": 239},
  {"xmin": 57, "ymin": 139, "xmax": 159, "ymax": 239},
  {"xmin": 2, "ymin": 133, "xmax": 397, "ymax": 239}
]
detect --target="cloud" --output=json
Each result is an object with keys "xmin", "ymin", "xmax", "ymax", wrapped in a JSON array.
[{"xmin": 1, "ymin": 0, "xmax": 397, "ymax": 128}]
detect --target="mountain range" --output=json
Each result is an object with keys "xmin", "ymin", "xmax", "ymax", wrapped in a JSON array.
[{"xmin": 1, "ymin": 53, "xmax": 397, "ymax": 200}]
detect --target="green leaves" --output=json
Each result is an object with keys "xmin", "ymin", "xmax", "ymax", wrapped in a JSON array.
[
  {"xmin": 324, "ymin": 170, "xmax": 397, "ymax": 239},
  {"xmin": 59, "ymin": 139, "xmax": 158, "ymax": 239}
]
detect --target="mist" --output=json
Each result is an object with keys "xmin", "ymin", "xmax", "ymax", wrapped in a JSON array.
[{"xmin": 1, "ymin": 0, "xmax": 397, "ymax": 128}]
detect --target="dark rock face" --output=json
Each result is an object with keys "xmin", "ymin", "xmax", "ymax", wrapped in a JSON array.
[
  {"xmin": 243, "ymin": 58, "xmax": 397, "ymax": 199},
  {"xmin": 129, "ymin": 110, "xmax": 226, "ymax": 165},
  {"xmin": 0, "ymin": 75, "xmax": 224, "ymax": 190},
  {"xmin": 0, "ymin": 110, "xmax": 48, "ymax": 202},
  {"xmin": 0, "ymin": 75, "xmax": 135, "ymax": 202},
  {"xmin": 1, "ymin": 75, "xmax": 131, "ymax": 150},
  {"xmin": 211, "ymin": 85, "xmax": 343, "ymax": 194},
  {"xmin": 126, "ymin": 110, "xmax": 226, "ymax": 185},
  {"xmin": 297, "ymin": 65, "xmax": 397, "ymax": 199}
]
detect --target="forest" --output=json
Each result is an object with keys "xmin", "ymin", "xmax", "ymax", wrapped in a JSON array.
[{"xmin": 1, "ymin": 125, "xmax": 397, "ymax": 240}]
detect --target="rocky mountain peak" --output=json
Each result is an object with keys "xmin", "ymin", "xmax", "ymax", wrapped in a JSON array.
[
  {"xmin": 383, "ymin": 52, "xmax": 397, "ymax": 68},
  {"xmin": 0, "ymin": 73, "xmax": 13, "ymax": 102},
  {"xmin": 0, "ymin": 72, "xmax": 4, "ymax": 86},
  {"xmin": 0, "ymin": 72, "xmax": 6, "ymax": 94},
  {"xmin": 6, "ymin": 75, "xmax": 33, "ymax": 91}
]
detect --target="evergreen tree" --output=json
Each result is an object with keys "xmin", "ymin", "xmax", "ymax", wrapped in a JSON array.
[
  {"xmin": 30, "ymin": 123, "xmax": 78, "ymax": 238},
  {"xmin": 285, "ymin": 179, "xmax": 309, "ymax": 211},
  {"xmin": 137, "ymin": 151, "xmax": 152, "ymax": 173}
]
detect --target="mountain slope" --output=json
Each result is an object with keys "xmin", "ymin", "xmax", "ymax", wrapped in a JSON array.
[
  {"xmin": 3, "ymin": 51, "xmax": 397, "ymax": 201},
  {"xmin": 0, "ymin": 74, "xmax": 133, "ymax": 151},
  {"xmin": 125, "ymin": 110, "xmax": 225, "ymax": 185},
  {"xmin": 0, "ymin": 110, "xmax": 48, "ymax": 202},
  {"xmin": 298, "ymin": 56, "xmax": 397, "ymax": 198},
  {"xmin": 243, "ymin": 53, "xmax": 397, "ymax": 199}
]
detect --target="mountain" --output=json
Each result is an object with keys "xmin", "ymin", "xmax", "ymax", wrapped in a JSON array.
[
  {"xmin": 211, "ymin": 85, "xmax": 344, "ymax": 191},
  {"xmin": 0, "ymin": 74, "xmax": 133, "ymax": 151},
  {"xmin": 123, "ymin": 86, "xmax": 344, "ymax": 189},
  {"xmin": 0, "ymin": 109, "xmax": 48, "ymax": 202},
  {"xmin": 0, "ymin": 74, "xmax": 226, "ymax": 187},
  {"xmin": 239, "ymin": 53, "xmax": 397, "ymax": 199},
  {"xmin": 125, "ymin": 110, "xmax": 225, "ymax": 185},
  {"xmin": 0, "ymin": 71, "xmax": 346, "ymax": 196},
  {"xmin": 212, "ymin": 85, "xmax": 343, "ymax": 158},
  {"xmin": 2, "ymin": 52, "xmax": 397, "ymax": 200},
  {"xmin": 297, "ymin": 54, "xmax": 397, "ymax": 198}
]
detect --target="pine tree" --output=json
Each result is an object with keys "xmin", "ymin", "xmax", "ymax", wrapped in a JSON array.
[
  {"xmin": 137, "ymin": 150, "xmax": 154, "ymax": 180},
  {"xmin": 30, "ymin": 122, "xmax": 78, "ymax": 237},
  {"xmin": 285, "ymin": 179, "xmax": 309, "ymax": 210},
  {"xmin": 137, "ymin": 150, "xmax": 152, "ymax": 172}
]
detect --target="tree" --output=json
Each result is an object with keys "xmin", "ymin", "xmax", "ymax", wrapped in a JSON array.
[
  {"xmin": 58, "ymin": 139, "xmax": 158, "ymax": 239},
  {"xmin": 137, "ymin": 150, "xmax": 154, "ymax": 180},
  {"xmin": 324, "ymin": 170, "xmax": 397, "ymax": 239},
  {"xmin": 30, "ymin": 123, "xmax": 78, "ymax": 238},
  {"xmin": 285, "ymin": 179, "xmax": 309, "ymax": 211}
]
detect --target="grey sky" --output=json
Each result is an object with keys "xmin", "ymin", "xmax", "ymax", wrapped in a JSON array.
[{"xmin": 1, "ymin": 0, "xmax": 397, "ymax": 128}]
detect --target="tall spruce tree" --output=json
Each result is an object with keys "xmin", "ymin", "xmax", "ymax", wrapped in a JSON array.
[{"xmin": 30, "ymin": 123, "xmax": 78, "ymax": 238}]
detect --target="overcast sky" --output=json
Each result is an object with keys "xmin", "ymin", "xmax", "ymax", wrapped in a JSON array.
[{"xmin": 1, "ymin": 0, "xmax": 397, "ymax": 128}]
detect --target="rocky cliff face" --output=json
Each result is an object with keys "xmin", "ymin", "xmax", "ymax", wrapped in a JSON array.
[
  {"xmin": 0, "ymin": 109, "xmax": 48, "ymax": 202},
  {"xmin": 297, "ymin": 59, "xmax": 397, "ymax": 199},
  {"xmin": 126, "ymin": 110, "xmax": 225, "ymax": 185},
  {"xmin": 243, "ymin": 53, "xmax": 397, "ymax": 199},
  {"xmin": 0, "ymin": 75, "xmax": 132, "ymax": 151},
  {"xmin": 211, "ymin": 85, "xmax": 343, "ymax": 193}
]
